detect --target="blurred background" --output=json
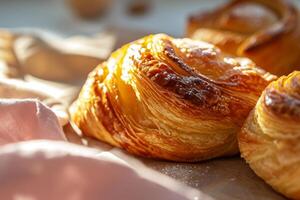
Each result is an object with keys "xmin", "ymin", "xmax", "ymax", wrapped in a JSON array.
[
  {"xmin": 0, "ymin": 0, "xmax": 233, "ymax": 37},
  {"xmin": 1, "ymin": 0, "xmax": 300, "ymax": 36}
]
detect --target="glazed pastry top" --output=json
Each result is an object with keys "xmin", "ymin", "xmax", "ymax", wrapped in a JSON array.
[{"xmin": 187, "ymin": 0, "xmax": 300, "ymax": 75}]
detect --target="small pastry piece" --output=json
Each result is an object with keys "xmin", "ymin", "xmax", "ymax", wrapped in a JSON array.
[
  {"xmin": 70, "ymin": 34, "xmax": 275, "ymax": 161},
  {"xmin": 187, "ymin": 0, "xmax": 300, "ymax": 76},
  {"xmin": 68, "ymin": 0, "xmax": 112, "ymax": 19},
  {"xmin": 128, "ymin": 0, "xmax": 151, "ymax": 16},
  {"xmin": 0, "ymin": 140, "xmax": 209, "ymax": 200},
  {"xmin": 239, "ymin": 71, "xmax": 300, "ymax": 199},
  {"xmin": 0, "ymin": 99, "xmax": 66, "ymax": 145}
]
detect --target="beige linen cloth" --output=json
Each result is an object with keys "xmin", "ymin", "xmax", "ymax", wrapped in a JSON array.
[{"xmin": 0, "ymin": 29, "xmax": 114, "ymax": 124}]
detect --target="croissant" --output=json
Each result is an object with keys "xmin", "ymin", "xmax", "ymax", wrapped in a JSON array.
[
  {"xmin": 187, "ymin": 0, "xmax": 300, "ymax": 76},
  {"xmin": 70, "ymin": 34, "xmax": 275, "ymax": 161},
  {"xmin": 238, "ymin": 71, "xmax": 300, "ymax": 199}
]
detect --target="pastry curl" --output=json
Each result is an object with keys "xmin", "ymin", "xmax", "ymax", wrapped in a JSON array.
[
  {"xmin": 187, "ymin": 0, "xmax": 300, "ymax": 76},
  {"xmin": 70, "ymin": 34, "xmax": 275, "ymax": 161},
  {"xmin": 238, "ymin": 71, "xmax": 300, "ymax": 199}
]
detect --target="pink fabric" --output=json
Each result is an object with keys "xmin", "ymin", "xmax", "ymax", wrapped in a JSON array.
[
  {"xmin": 0, "ymin": 140, "xmax": 207, "ymax": 200},
  {"xmin": 0, "ymin": 99, "xmax": 66, "ymax": 145}
]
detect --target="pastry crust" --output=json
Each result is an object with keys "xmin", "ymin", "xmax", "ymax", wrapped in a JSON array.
[
  {"xmin": 239, "ymin": 71, "xmax": 300, "ymax": 199},
  {"xmin": 70, "ymin": 34, "xmax": 275, "ymax": 161},
  {"xmin": 187, "ymin": 0, "xmax": 300, "ymax": 76}
]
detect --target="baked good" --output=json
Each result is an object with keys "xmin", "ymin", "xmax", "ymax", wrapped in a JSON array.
[
  {"xmin": 70, "ymin": 34, "xmax": 275, "ymax": 161},
  {"xmin": 239, "ymin": 71, "xmax": 300, "ymax": 199},
  {"xmin": 187, "ymin": 0, "xmax": 300, "ymax": 76},
  {"xmin": 68, "ymin": 0, "xmax": 112, "ymax": 19}
]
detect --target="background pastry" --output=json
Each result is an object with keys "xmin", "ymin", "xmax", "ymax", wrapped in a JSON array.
[
  {"xmin": 68, "ymin": 0, "xmax": 113, "ymax": 19},
  {"xmin": 70, "ymin": 34, "xmax": 275, "ymax": 161},
  {"xmin": 187, "ymin": 0, "xmax": 300, "ymax": 76},
  {"xmin": 239, "ymin": 71, "xmax": 300, "ymax": 199}
]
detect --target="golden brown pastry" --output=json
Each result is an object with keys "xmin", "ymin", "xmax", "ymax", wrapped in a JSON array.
[
  {"xmin": 187, "ymin": 0, "xmax": 300, "ymax": 76},
  {"xmin": 70, "ymin": 34, "xmax": 275, "ymax": 161},
  {"xmin": 239, "ymin": 71, "xmax": 300, "ymax": 199}
]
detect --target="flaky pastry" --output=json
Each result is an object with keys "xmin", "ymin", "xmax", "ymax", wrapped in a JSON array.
[
  {"xmin": 239, "ymin": 71, "xmax": 300, "ymax": 199},
  {"xmin": 70, "ymin": 34, "xmax": 275, "ymax": 161},
  {"xmin": 187, "ymin": 0, "xmax": 300, "ymax": 76}
]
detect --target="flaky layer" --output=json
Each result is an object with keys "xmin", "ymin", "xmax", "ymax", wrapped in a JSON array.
[
  {"xmin": 239, "ymin": 71, "xmax": 300, "ymax": 199},
  {"xmin": 187, "ymin": 0, "xmax": 300, "ymax": 76},
  {"xmin": 71, "ymin": 34, "xmax": 275, "ymax": 161}
]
